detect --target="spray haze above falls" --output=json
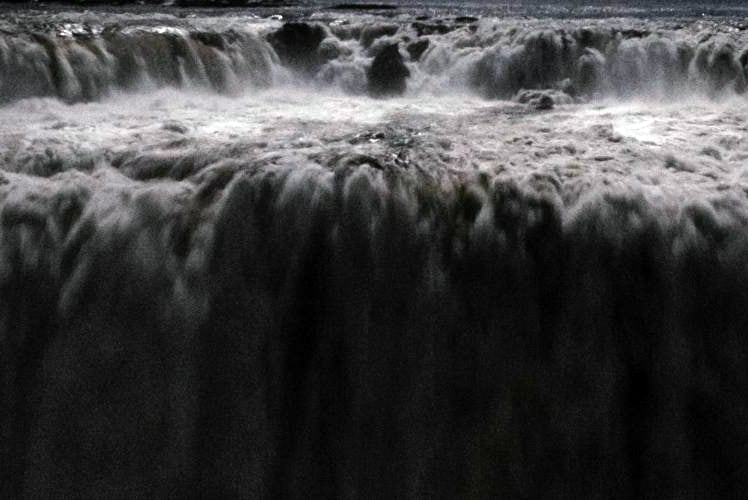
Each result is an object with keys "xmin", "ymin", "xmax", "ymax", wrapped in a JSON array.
[{"xmin": 3, "ymin": 3, "xmax": 748, "ymax": 498}]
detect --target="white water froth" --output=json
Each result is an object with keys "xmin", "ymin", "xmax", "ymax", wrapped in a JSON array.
[{"xmin": 1, "ymin": 88, "xmax": 745, "ymax": 198}]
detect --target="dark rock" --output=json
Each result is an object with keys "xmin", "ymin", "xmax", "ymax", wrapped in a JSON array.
[
  {"xmin": 162, "ymin": 122, "xmax": 189, "ymax": 134},
  {"xmin": 619, "ymin": 29, "xmax": 651, "ymax": 38},
  {"xmin": 514, "ymin": 89, "xmax": 572, "ymax": 110},
  {"xmin": 406, "ymin": 39, "xmax": 429, "ymax": 61},
  {"xmin": 191, "ymin": 31, "xmax": 227, "ymax": 50},
  {"xmin": 349, "ymin": 130, "xmax": 387, "ymax": 144},
  {"xmin": 534, "ymin": 94, "xmax": 555, "ymax": 110},
  {"xmin": 575, "ymin": 28, "xmax": 607, "ymax": 49},
  {"xmin": 267, "ymin": 22, "xmax": 326, "ymax": 74},
  {"xmin": 700, "ymin": 146, "xmax": 723, "ymax": 160},
  {"xmin": 317, "ymin": 38, "xmax": 344, "ymax": 61},
  {"xmin": 367, "ymin": 44, "xmax": 410, "ymax": 97},
  {"xmin": 412, "ymin": 22, "xmax": 453, "ymax": 37},
  {"xmin": 330, "ymin": 3, "xmax": 397, "ymax": 10}
]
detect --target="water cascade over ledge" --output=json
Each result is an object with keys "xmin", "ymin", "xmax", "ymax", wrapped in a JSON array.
[{"xmin": 2, "ymin": 5, "xmax": 748, "ymax": 498}]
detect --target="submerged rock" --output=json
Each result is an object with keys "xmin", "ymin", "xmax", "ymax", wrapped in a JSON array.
[
  {"xmin": 367, "ymin": 43, "xmax": 410, "ymax": 97},
  {"xmin": 406, "ymin": 39, "xmax": 429, "ymax": 61}
]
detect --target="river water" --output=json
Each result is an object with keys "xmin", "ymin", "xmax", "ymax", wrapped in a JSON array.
[{"xmin": 2, "ymin": 2, "xmax": 748, "ymax": 497}]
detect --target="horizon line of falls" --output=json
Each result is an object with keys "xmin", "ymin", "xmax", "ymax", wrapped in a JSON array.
[
  {"xmin": 1, "ymin": 18, "xmax": 748, "ymax": 102},
  {"xmin": 3, "ymin": 14, "xmax": 748, "ymax": 500}
]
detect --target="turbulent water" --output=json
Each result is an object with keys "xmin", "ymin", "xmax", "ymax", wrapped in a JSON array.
[{"xmin": 3, "ymin": 2, "xmax": 748, "ymax": 498}]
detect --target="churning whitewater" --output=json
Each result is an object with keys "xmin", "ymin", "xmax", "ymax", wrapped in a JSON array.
[{"xmin": 3, "ymin": 3, "xmax": 748, "ymax": 498}]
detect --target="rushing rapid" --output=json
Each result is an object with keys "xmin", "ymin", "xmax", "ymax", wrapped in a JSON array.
[
  {"xmin": 2, "ymin": 3, "xmax": 748, "ymax": 498},
  {"xmin": 1, "ymin": 9, "xmax": 748, "ymax": 102}
]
